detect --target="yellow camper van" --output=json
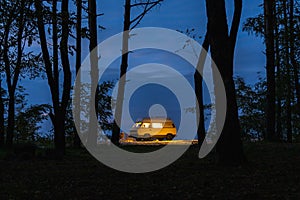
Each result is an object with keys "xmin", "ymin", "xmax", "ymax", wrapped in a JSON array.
[{"xmin": 129, "ymin": 118, "xmax": 176, "ymax": 140}]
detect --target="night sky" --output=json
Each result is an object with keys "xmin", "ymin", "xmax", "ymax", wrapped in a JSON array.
[{"xmin": 20, "ymin": 0, "xmax": 266, "ymax": 136}]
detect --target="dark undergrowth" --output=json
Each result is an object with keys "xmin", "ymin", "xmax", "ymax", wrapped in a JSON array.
[{"xmin": 0, "ymin": 142, "xmax": 299, "ymax": 199}]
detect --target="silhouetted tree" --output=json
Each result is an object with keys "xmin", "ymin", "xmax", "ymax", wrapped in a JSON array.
[
  {"xmin": 73, "ymin": 0, "xmax": 83, "ymax": 148},
  {"xmin": 194, "ymin": 31, "xmax": 209, "ymax": 146},
  {"xmin": 0, "ymin": 80, "xmax": 4, "ymax": 147},
  {"xmin": 15, "ymin": 104, "xmax": 50, "ymax": 143},
  {"xmin": 66, "ymin": 81, "xmax": 114, "ymax": 146},
  {"xmin": 176, "ymin": 28, "xmax": 207, "ymax": 146},
  {"xmin": 243, "ymin": 0, "xmax": 300, "ymax": 142},
  {"xmin": 235, "ymin": 76, "xmax": 266, "ymax": 140},
  {"xmin": 282, "ymin": 0, "xmax": 292, "ymax": 142},
  {"xmin": 264, "ymin": 0, "xmax": 276, "ymax": 141},
  {"xmin": 35, "ymin": 0, "xmax": 72, "ymax": 154},
  {"xmin": 1, "ymin": 0, "xmax": 41, "ymax": 147},
  {"xmin": 274, "ymin": 5, "xmax": 283, "ymax": 139},
  {"xmin": 112, "ymin": 0, "xmax": 164, "ymax": 145},
  {"xmin": 205, "ymin": 0, "xmax": 246, "ymax": 164},
  {"xmin": 86, "ymin": 0, "xmax": 100, "ymax": 148},
  {"xmin": 290, "ymin": 0, "xmax": 300, "ymax": 114}
]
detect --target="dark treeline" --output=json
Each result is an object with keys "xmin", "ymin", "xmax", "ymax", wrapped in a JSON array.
[
  {"xmin": 0, "ymin": 0, "xmax": 114, "ymax": 154},
  {"xmin": 243, "ymin": 0, "xmax": 300, "ymax": 142},
  {"xmin": 0, "ymin": 0, "xmax": 299, "ymax": 165}
]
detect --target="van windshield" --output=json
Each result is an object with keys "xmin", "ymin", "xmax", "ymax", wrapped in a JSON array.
[{"xmin": 132, "ymin": 122, "xmax": 142, "ymax": 128}]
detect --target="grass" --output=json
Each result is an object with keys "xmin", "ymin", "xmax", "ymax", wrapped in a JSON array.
[{"xmin": 0, "ymin": 142, "xmax": 299, "ymax": 199}]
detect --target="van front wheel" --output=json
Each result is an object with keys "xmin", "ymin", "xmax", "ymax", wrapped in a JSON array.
[{"xmin": 166, "ymin": 134, "xmax": 173, "ymax": 141}]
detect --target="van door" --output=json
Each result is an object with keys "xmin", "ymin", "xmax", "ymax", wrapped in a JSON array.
[
  {"xmin": 151, "ymin": 122, "xmax": 163, "ymax": 136},
  {"xmin": 138, "ymin": 122, "xmax": 151, "ymax": 137}
]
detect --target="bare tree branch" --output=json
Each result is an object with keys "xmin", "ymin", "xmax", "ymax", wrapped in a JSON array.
[
  {"xmin": 81, "ymin": 4, "xmax": 104, "ymax": 17},
  {"xmin": 130, "ymin": 0, "xmax": 163, "ymax": 29},
  {"xmin": 131, "ymin": 1, "xmax": 160, "ymax": 7}
]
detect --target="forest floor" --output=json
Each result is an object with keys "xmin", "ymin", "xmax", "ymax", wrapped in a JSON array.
[{"xmin": 0, "ymin": 142, "xmax": 299, "ymax": 200}]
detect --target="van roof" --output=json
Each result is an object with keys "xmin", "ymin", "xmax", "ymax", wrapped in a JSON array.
[{"xmin": 140, "ymin": 117, "xmax": 174, "ymax": 123}]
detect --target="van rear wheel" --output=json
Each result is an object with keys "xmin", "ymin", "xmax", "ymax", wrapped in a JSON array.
[{"xmin": 166, "ymin": 134, "xmax": 173, "ymax": 141}]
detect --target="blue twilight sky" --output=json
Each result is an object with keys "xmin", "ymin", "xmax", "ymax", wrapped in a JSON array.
[{"xmin": 20, "ymin": 0, "xmax": 266, "ymax": 137}]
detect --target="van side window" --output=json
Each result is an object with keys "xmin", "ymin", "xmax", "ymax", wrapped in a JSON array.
[
  {"xmin": 152, "ymin": 123, "xmax": 163, "ymax": 128},
  {"xmin": 172, "ymin": 124, "xmax": 175, "ymax": 128},
  {"xmin": 142, "ymin": 123, "xmax": 150, "ymax": 128}
]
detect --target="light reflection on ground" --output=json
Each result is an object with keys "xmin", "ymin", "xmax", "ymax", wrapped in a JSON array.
[{"xmin": 119, "ymin": 138, "xmax": 199, "ymax": 146}]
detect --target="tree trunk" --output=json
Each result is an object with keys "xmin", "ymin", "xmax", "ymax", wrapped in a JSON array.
[
  {"xmin": 52, "ymin": 0, "xmax": 63, "ymax": 152},
  {"xmin": 4, "ymin": 1, "xmax": 25, "ymax": 147},
  {"xmin": 35, "ymin": 0, "xmax": 58, "ymax": 150},
  {"xmin": 290, "ymin": 0, "xmax": 300, "ymax": 115},
  {"xmin": 74, "ymin": 0, "xmax": 82, "ymax": 148},
  {"xmin": 111, "ymin": 0, "xmax": 162, "ymax": 144},
  {"xmin": 35, "ymin": 0, "xmax": 71, "ymax": 154},
  {"xmin": 3, "ymin": 27, "xmax": 12, "ymax": 146},
  {"xmin": 264, "ymin": 0, "xmax": 276, "ymax": 141},
  {"xmin": 87, "ymin": 0, "xmax": 99, "ymax": 148},
  {"xmin": 0, "ymin": 81, "xmax": 4, "ymax": 147},
  {"xmin": 283, "ymin": 0, "xmax": 292, "ymax": 143},
  {"xmin": 274, "ymin": 5, "xmax": 282, "ymax": 139},
  {"xmin": 111, "ymin": 0, "xmax": 131, "ymax": 145},
  {"xmin": 53, "ymin": 0, "xmax": 59, "ymax": 99},
  {"xmin": 54, "ymin": 111, "xmax": 66, "ymax": 153},
  {"xmin": 206, "ymin": 0, "xmax": 245, "ymax": 165},
  {"xmin": 59, "ymin": 0, "xmax": 72, "ymax": 153},
  {"xmin": 194, "ymin": 32, "xmax": 209, "ymax": 147},
  {"xmin": 6, "ymin": 93, "xmax": 15, "ymax": 147}
]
